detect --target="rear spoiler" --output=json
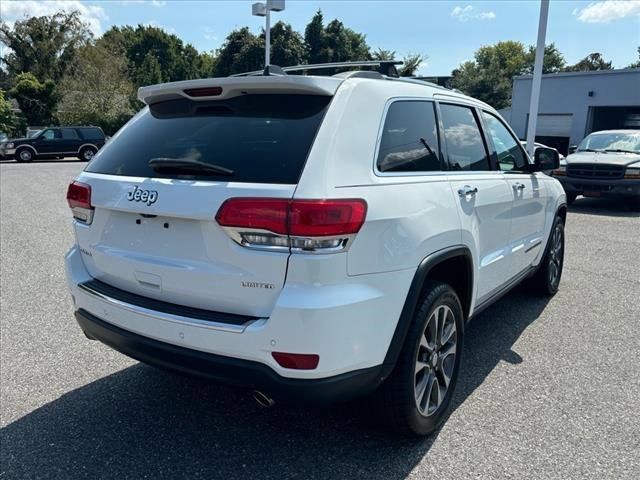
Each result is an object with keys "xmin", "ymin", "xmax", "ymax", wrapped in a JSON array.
[{"xmin": 138, "ymin": 76, "xmax": 342, "ymax": 105}]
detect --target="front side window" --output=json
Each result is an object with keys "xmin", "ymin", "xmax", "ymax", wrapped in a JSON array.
[
  {"xmin": 376, "ymin": 101, "xmax": 440, "ymax": 173},
  {"xmin": 439, "ymin": 104, "xmax": 490, "ymax": 171},
  {"xmin": 41, "ymin": 129, "xmax": 57, "ymax": 140},
  {"xmin": 481, "ymin": 111, "xmax": 528, "ymax": 171}
]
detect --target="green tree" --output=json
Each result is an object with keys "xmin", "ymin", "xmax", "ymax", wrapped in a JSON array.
[
  {"xmin": 627, "ymin": 47, "xmax": 640, "ymax": 68},
  {"xmin": 99, "ymin": 25, "xmax": 210, "ymax": 87},
  {"xmin": 564, "ymin": 52, "xmax": 613, "ymax": 72},
  {"xmin": 57, "ymin": 44, "xmax": 134, "ymax": 135},
  {"xmin": 372, "ymin": 49, "xmax": 426, "ymax": 76},
  {"xmin": 213, "ymin": 27, "xmax": 263, "ymax": 76},
  {"xmin": 0, "ymin": 11, "xmax": 91, "ymax": 83},
  {"xmin": 268, "ymin": 22, "xmax": 307, "ymax": 67},
  {"xmin": 524, "ymin": 43, "xmax": 566, "ymax": 73},
  {"xmin": 305, "ymin": 10, "xmax": 325, "ymax": 64},
  {"xmin": 451, "ymin": 41, "xmax": 528, "ymax": 109},
  {"xmin": 9, "ymin": 73, "xmax": 58, "ymax": 125},
  {"xmin": 0, "ymin": 90, "xmax": 18, "ymax": 135}
]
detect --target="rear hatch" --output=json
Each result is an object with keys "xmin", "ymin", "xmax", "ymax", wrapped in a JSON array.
[{"xmin": 73, "ymin": 81, "xmax": 337, "ymax": 317}]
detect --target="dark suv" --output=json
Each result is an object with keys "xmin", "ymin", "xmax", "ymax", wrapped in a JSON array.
[{"xmin": 0, "ymin": 126, "xmax": 106, "ymax": 162}]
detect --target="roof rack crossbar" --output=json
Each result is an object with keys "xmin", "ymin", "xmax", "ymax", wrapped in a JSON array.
[{"xmin": 232, "ymin": 60, "xmax": 403, "ymax": 78}]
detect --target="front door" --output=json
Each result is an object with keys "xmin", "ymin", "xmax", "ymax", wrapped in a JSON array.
[
  {"xmin": 439, "ymin": 102, "xmax": 514, "ymax": 303},
  {"xmin": 480, "ymin": 111, "xmax": 548, "ymax": 277},
  {"xmin": 34, "ymin": 129, "xmax": 62, "ymax": 154}
]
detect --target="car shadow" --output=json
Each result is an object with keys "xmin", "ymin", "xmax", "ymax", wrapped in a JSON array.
[
  {"xmin": 568, "ymin": 196, "xmax": 640, "ymax": 217},
  {"xmin": 1, "ymin": 288, "xmax": 551, "ymax": 479}
]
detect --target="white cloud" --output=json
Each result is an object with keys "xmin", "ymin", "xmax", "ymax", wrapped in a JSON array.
[
  {"xmin": 120, "ymin": 0, "xmax": 166, "ymax": 6},
  {"xmin": 143, "ymin": 20, "xmax": 176, "ymax": 34},
  {"xmin": 203, "ymin": 27, "xmax": 218, "ymax": 41},
  {"xmin": 451, "ymin": 5, "xmax": 496, "ymax": 22},
  {"xmin": 0, "ymin": 0, "xmax": 108, "ymax": 35},
  {"xmin": 573, "ymin": 0, "xmax": 640, "ymax": 23}
]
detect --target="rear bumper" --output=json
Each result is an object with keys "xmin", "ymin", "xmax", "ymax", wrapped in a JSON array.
[
  {"xmin": 556, "ymin": 176, "xmax": 640, "ymax": 197},
  {"xmin": 75, "ymin": 308, "xmax": 384, "ymax": 404}
]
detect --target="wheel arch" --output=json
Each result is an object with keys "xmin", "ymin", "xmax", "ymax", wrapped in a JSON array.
[
  {"xmin": 77, "ymin": 143, "xmax": 98, "ymax": 154},
  {"xmin": 381, "ymin": 246, "xmax": 473, "ymax": 379},
  {"xmin": 15, "ymin": 144, "xmax": 38, "ymax": 155}
]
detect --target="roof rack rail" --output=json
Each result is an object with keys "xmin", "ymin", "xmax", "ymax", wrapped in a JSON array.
[{"xmin": 232, "ymin": 60, "xmax": 403, "ymax": 78}]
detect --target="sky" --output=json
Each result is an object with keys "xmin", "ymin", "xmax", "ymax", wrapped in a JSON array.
[{"xmin": 1, "ymin": 0, "xmax": 639, "ymax": 75}]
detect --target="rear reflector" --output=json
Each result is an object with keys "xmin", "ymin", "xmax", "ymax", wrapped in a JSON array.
[
  {"xmin": 66, "ymin": 181, "xmax": 94, "ymax": 224},
  {"xmin": 272, "ymin": 352, "xmax": 319, "ymax": 370},
  {"xmin": 183, "ymin": 86, "xmax": 223, "ymax": 97},
  {"xmin": 216, "ymin": 198, "xmax": 367, "ymax": 237}
]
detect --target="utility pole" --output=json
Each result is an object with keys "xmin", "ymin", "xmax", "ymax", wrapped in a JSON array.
[{"xmin": 526, "ymin": 0, "xmax": 550, "ymax": 158}]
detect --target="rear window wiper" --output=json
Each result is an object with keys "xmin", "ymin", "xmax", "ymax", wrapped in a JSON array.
[{"xmin": 148, "ymin": 157, "xmax": 234, "ymax": 175}]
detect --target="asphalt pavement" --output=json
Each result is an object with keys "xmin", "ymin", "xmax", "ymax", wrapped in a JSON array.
[{"xmin": 1, "ymin": 160, "xmax": 639, "ymax": 479}]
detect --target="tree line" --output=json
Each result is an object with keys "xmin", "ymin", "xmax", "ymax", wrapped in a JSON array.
[{"xmin": 0, "ymin": 9, "xmax": 638, "ymax": 136}]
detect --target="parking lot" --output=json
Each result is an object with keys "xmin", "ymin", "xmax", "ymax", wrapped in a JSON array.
[{"xmin": 1, "ymin": 160, "xmax": 639, "ymax": 479}]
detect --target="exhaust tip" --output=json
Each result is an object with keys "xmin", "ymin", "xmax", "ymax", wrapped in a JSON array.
[{"xmin": 252, "ymin": 390, "xmax": 275, "ymax": 408}]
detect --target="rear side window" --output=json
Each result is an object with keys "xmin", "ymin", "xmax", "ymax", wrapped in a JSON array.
[
  {"xmin": 376, "ymin": 100, "xmax": 440, "ymax": 173},
  {"xmin": 79, "ymin": 128, "xmax": 104, "ymax": 140},
  {"xmin": 440, "ymin": 104, "xmax": 490, "ymax": 171},
  {"xmin": 61, "ymin": 128, "xmax": 80, "ymax": 140},
  {"xmin": 86, "ymin": 94, "xmax": 331, "ymax": 184}
]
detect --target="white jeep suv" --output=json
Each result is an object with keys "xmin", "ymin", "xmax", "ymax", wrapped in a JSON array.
[{"xmin": 65, "ymin": 66, "xmax": 566, "ymax": 436}]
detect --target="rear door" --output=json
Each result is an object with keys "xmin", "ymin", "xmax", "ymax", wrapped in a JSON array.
[
  {"xmin": 439, "ymin": 102, "xmax": 514, "ymax": 302},
  {"xmin": 75, "ymin": 93, "xmax": 332, "ymax": 317},
  {"xmin": 480, "ymin": 110, "xmax": 547, "ymax": 277},
  {"xmin": 60, "ymin": 127, "xmax": 81, "ymax": 154}
]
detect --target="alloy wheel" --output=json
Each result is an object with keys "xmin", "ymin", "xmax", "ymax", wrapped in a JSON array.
[
  {"xmin": 548, "ymin": 224, "xmax": 564, "ymax": 289},
  {"xmin": 414, "ymin": 304, "xmax": 457, "ymax": 416}
]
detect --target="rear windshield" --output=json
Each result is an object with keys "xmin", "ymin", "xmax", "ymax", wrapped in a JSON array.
[{"xmin": 85, "ymin": 94, "xmax": 331, "ymax": 184}]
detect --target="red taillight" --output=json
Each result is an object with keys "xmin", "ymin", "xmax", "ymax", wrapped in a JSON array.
[
  {"xmin": 67, "ymin": 181, "xmax": 94, "ymax": 223},
  {"xmin": 289, "ymin": 199, "xmax": 367, "ymax": 236},
  {"xmin": 216, "ymin": 198, "xmax": 367, "ymax": 237},
  {"xmin": 272, "ymin": 352, "xmax": 319, "ymax": 370},
  {"xmin": 183, "ymin": 86, "xmax": 223, "ymax": 97},
  {"xmin": 66, "ymin": 181, "xmax": 92, "ymax": 209},
  {"xmin": 216, "ymin": 198, "xmax": 289, "ymax": 234}
]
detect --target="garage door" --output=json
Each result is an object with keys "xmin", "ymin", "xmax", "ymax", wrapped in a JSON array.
[{"xmin": 535, "ymin": 114, "xmax": 573, "ymax": 136}]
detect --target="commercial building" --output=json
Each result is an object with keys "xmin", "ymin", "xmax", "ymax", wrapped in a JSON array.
[{"xmin": 505, "ymin": 68, "xmax": 640, "ymax": 155}]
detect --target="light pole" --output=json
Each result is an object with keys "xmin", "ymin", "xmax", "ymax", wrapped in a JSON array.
[
  {"xmin": 252, "ymin": 0, "xmax": 285, "ymax": 68},
  {"xmin": 526, "ymin": 0, "xmax": 550, "ymax": 158}
]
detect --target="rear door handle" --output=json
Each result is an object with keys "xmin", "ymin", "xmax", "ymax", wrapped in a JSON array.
[
  {"xmin": 513, "ymin": 182, "xmax": 526, "ymax": 191},
  {"xmin": 458, "ymin": 185, "xmax": 478, "ymax": 198}
]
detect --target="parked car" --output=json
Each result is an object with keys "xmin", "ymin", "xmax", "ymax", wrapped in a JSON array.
[
  {"xmin": 554, "ymin": 130, "xmax": 640, "ymax": 209},
  {"xmin": 65, "ymin": 63, "xmax": 566, "ymax": 436},
  {"xmin": 1, "ymin": 126, "xmax": 106, "ymax": 162},
  {"xmin": 0, "ymin": 132, "xmax": 8, "ymax": 159}
]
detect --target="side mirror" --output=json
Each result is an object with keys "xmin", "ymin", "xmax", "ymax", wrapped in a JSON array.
[
  {"xmin": 568, "ymin": 145, "xmax": 577, "ymax": 154},
  {"xmin": 533, "ymin": 147, "xmax": 560, "ymax": 172}
]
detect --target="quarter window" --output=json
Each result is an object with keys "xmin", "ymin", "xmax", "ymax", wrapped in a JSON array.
[
  {"xmin": 376, "ymin": 101, "xmax": 440, "ymax": 173},
  {"xmin": 439, "ymin": 104, "xmax": 490, "ymax": 171},
  {"xmin": 481, "ymin": 111, "xmax": 528, "ymax": 171}
]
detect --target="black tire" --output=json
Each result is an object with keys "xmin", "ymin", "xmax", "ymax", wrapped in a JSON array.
[
  {"xmin": 15, "ymin": 147, "xmax": 34, "ymax": 163},
  {"xmin": 372, "ymin": 281, "xmax": 464, "ymax": 436},
  {"xmin": 78, "ymin": 146, "xmax": 97, "ymax": 161},
  {"xmin": 566, "ymin": 193, "xmax": 578, "ymax": 206},
  {"xmin": 528, "ymin": 216, "xmax": 565, "ymax": 295}
]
